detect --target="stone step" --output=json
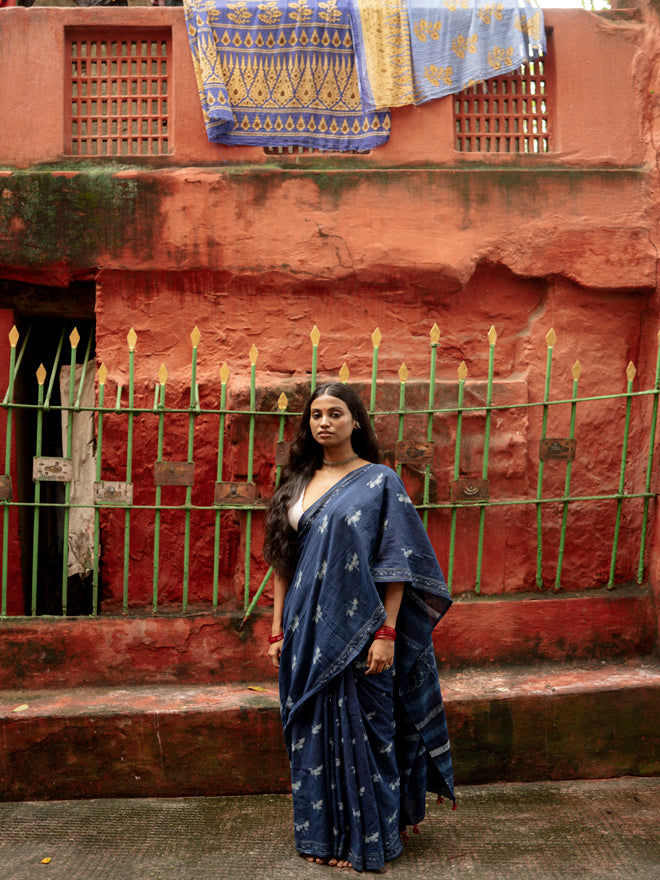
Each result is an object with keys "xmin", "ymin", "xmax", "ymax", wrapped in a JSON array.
[
  {"xmin": 0, "ymin": 585, "xmax": 655, "ymax": 689},
  {"xmin": 1, "ymin": 657, "xmax": 658, "ymax": 801}
]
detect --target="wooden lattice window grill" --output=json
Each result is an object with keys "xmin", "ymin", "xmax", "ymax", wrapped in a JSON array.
[
  {"xmin": 454, "ymin": 58, "xmax": 550, "ymax": 154},
  {"xmin": 66, "ymin": 28, "xmax": 170, "ymax": 158}
]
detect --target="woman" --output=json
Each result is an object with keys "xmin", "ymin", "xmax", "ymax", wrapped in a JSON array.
[{"xmin": 264, "ymin": 383, "xmax": 454, "ymax": 872}]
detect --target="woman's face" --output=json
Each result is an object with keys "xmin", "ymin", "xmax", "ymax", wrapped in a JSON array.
[{"xmin": 309, "ymin": 394, "xmax": 357, "ymax": 452}]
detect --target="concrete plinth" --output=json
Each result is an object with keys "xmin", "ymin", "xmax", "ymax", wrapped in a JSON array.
[{"xmin": 1, "ymin": 658, "xmax": 658, "ymax": 802}]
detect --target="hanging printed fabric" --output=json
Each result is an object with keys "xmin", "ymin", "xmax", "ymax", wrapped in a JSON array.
[{"xmin": 182, "ymin": 0, "xmax": 391, "ymax": 151}]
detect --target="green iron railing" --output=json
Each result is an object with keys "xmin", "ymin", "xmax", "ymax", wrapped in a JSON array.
[{"xmin": 0, "ymin": 322, "xmax": 658, "ymax": 620}]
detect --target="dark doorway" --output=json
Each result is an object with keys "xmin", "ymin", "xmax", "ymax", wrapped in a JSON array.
[{"xmin": 5, "ymin": 281, "xmax": 96, "ymax": 615}]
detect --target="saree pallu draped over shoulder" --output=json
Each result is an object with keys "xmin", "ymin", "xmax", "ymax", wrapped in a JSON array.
[{"xmin": 279, "ymin": 463, "xmax": 454, "ymax": 872}]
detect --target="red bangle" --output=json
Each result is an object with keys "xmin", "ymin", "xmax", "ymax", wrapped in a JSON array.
[
  {"xmin": 374, "ymin": 626, "xmax": 396, "ymax": 641},
  {"xmin": 268, "ymin": 632, "xmax": 284, "ymax": 644}
]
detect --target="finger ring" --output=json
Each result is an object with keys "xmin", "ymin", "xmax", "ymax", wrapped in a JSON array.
[{"xmin": 384, "ymin": 664, "xmax": 391, "ymax": 670}]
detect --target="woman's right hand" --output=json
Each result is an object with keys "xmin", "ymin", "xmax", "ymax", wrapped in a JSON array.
[{"xmin": 268, "ymin": 638, "xmax": 283, "ymax": 668}]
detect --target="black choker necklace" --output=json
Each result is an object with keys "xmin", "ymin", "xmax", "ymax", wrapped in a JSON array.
[{"xmin": 323, "ymin": 453, "xmax": 359, "ymax": 468}]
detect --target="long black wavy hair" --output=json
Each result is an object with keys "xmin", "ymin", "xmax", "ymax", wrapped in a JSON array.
[{"xmin": 263, "ymin": 383, "xmax": 380, "ymax": 581}]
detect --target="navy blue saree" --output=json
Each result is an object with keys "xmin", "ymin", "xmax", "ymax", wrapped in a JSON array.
[{"xmin": 278, "ymin": 463, "xmax": 454, "ymax": 872}]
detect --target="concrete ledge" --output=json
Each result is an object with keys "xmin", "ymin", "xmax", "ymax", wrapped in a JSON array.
[
  {"xmin": 1, "ymin": 658, "xmax": 658, "ymax": 801},
  {"xmin": 0, "ymin": 682, "xmax": 289, "ymax": 801},
  {"xmin": 0, "ymin": 587, "xmax": 655, "ymax": 689}
]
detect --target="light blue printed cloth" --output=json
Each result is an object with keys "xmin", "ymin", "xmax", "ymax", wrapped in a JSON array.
[
  {"xmin": 348, "ymin": 0, "xmax": 546, "ymax": 112},
  {"xmin": 407, "ymin": 0, "xmax": 546, "ymax": 104}
]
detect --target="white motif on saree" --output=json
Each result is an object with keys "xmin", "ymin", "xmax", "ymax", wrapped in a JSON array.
[{"xmin": 345, "ymin": 552, "xmax": 360, "ymax": 572}]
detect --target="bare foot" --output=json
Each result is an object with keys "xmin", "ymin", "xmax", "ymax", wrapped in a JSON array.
[
  {"xmin": 300, "ymin": 853, "xmax": 327, "ymax": 864},
  {"xmin": 299, "ymin": 852, "xmax": 353, "ymax": 869}
]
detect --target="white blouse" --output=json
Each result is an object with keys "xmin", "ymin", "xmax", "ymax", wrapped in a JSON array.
[{"xmin": 287, "ymin": 489, "xmax": 305, "ymax": 531}]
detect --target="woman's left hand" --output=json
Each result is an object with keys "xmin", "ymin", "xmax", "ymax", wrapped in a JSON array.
[{"xmin": 366, "ymin": 637, "xmax": 394, "ymax": 675}]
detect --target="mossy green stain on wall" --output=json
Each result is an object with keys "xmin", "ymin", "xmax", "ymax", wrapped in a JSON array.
[
  {"xmin": 236, "ymin": 165, "xmax": 646, "ymax": 214},
  {"xmin": 0, "ymin": 165, "xmax": 646, "ymax": 276},
  {"xmin": 0, "ymin": 171, "xmax": 161, "ymax": 269}
]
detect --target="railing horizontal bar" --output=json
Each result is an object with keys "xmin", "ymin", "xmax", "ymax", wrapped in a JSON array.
[
  {"xmin": 1, "ymin": 490, "xmax": 653, "ymax": 513},
  {"xmin": 420, "ymin": 492, "xmax": 654, "ymax": 509},
  {"xmin": 0, "ymin": 388, "xmax": 655, "ymax": 419}
]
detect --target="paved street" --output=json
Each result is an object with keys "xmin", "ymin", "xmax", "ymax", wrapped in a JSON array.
[{"xmin": 0, "ymin": 777, "xmax": 658, "ymax": 879}]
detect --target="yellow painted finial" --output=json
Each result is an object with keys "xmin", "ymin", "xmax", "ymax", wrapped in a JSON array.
[
  {"xmin": 626, "ymin": 361, "xmax": 637, "ymax": 382},
  {"xmin": 430, "ymin": 323, "xmax": 440, "ymax": 345},
  {"xmin": 310, "ymin": 325, "xmax": 321, "ymax": 347},
  {"xmin": 36, "ymin": 364, "xmax": 47, "ymax": 386},
  {"xmin": 398, "ymin": 363, "xmax": 409, "ymax": 383},
  {"xmin": 70, "ymin": 327, "xmax": 80, "ymax": 349},
  {"xmin": 98, "ymin": 363, "xmax": 108, "ymax": 385},
  {"xmin": 278, "ymin": 392, "xmax": 288, "ymax": 411},
  {"xmin": 249, "ymin": 344, "xmax": 258, "ymax": 366},
  {"xmin": 220, "ymin": 363, "xmax": 230, "ymax": 384},
  {"xmin": 458, "ymin": 361, "xmax": 468, "ymax": 381},
  {"xmin": 488, "ymin": 325, "xmax": 497, "ymax": 346},
  {"xmin": 158, "ymin": 364, "xmax": 168, "ymax": 385},
  {"xmin": 546, "ymin": 328, "xmax": 557, "ymax": 347},
  {"xmin": 572, "ymin": 360, "xmax": 582, "ymax": 381},
  {"xmin": 8, "ymin": 326, "xmax": 19, "ymax": 348},
  {"xmin": 127, "ymin": 328, "xmax": 137, "ymax": 351},
  {"xmin": 371, "ymin": 327, "xmax": 382, "ymax": 348},
  {"xmin": 191, "ymin": 327, "xmax": 201, "ymax": 348},
  {"xmin": 339, "ymin": 362, "xmax": 350, "ymax": 383}
]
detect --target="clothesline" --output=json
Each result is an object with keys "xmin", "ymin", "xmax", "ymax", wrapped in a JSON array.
[{"xmin": 183, "ymin": 0, "xmax": 545, "ymax": 151}]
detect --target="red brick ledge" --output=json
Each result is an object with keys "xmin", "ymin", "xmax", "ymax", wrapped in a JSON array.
[{"xmin": 0, "ymin": 586, "xmax": 655, "ymax": 689}]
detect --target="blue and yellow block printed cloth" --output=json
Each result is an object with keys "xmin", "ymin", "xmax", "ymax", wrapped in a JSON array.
[
  {"xmin": 183, "ymin": 0, "xmax": 545, "ymax": 150},
  {"xmin": 349, "ymin": 0, "xmax": 546, "ymax": 111},
  {"xmin": 183, "ymin": 0, "xmax": 391, "ymax": 151}
]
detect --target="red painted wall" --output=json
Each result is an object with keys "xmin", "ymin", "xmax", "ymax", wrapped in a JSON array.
[{"xmin": 0, "ymin": 4, "xmax": 658, "ymax": 629}]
